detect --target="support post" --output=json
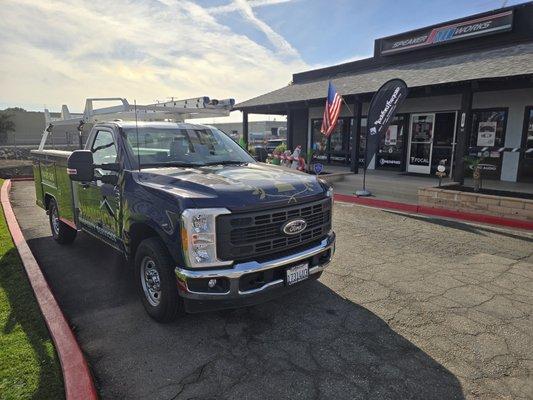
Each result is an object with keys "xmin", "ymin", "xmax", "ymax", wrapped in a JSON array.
[
  {"xmin": 242, "ymin": 111, "xmax": 249, "ymax": 148},
  {"xmin": 454, "ymin": 89, "xmax": 473, "ymax": 185},
  {"xmin": 287, "ymin": 109, "xmax": 293, "ymax": 150},
  {"xmin": 351, "ymin": 98, "xmax": 362, "ymax": 173}
]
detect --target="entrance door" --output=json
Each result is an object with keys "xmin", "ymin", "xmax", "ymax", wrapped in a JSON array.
[
  {"xmin": 407, "ymin": 113, "xmax": 434, "ymax": 174},
  {"xmin": 519, "ymin": 106, "xmax": 533, "ymax": 182}
]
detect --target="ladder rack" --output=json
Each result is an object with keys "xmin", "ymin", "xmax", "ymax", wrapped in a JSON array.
[{"xmin": 39, "ymin": 96, "xmax": 235, "ymax": 150}]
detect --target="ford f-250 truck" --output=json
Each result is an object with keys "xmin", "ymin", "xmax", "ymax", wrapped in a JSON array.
[{"xmin": 31, "ymin": 101, "xmax": 335, "ymax": 322}]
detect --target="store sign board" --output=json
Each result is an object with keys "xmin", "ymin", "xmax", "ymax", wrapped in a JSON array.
[{"xmin": 380, "ymin": 10, "xmax": 513, "ymax": 55}]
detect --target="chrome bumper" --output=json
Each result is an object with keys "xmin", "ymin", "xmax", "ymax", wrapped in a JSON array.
[{"xmin": 175, "ymin": 232, "xmax": 335, "ymax": 301}]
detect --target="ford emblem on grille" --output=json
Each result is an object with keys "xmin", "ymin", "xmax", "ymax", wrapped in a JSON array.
[{"xmin": 282, "ymin": 219, "xmax": 307, "ymax": 235}]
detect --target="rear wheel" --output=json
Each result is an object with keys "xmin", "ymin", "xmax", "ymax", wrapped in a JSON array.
[
  {"xmin": 135, "ymin": 237, "xmax": 183, "ymax": 322},
  {"xmin": 48, "ymin": 199, "xmax": 77, "ymax": 244}
]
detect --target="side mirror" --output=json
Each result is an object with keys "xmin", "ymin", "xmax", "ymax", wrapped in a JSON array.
[{"xmin": 67, "ymin": 150, "xmax": 94, "ymax": 182}]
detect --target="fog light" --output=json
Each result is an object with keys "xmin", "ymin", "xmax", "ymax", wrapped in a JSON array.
[{"xmin": 208, "ymin": 279, "xmax": 217, "ymax": 288}]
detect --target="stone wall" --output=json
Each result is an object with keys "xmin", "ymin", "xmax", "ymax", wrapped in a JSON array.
[{"xmin": 418, "ymin": 185, "xmax": 533, "ymax": 221}]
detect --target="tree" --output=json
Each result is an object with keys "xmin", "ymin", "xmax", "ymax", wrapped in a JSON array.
[{"xmin": 0, "ymin": 112, "xmax": 15, "ymax": 144}]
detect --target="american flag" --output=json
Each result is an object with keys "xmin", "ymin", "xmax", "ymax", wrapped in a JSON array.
[{"xmin": 320, "ymin": 81, "xmax": 343, "ymax": 137}]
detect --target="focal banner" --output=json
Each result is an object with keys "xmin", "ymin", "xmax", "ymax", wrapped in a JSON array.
[{"xmin": 365, "ymin": 79, "xmax": 408, "ymax": 169}]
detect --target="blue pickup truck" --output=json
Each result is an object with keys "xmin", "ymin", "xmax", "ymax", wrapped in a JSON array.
[{"xmin": 32, "ymin": 121, "xmax": 335, "ymax": 322}]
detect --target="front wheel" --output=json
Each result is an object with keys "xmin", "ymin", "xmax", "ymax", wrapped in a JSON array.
[
  {"xmin": 49, "ymin": 199, "xmax": 77, "ymax": 244},
  {"xmin": 135, "ymin": 237, "xmax": 183, "ymax": 322}
]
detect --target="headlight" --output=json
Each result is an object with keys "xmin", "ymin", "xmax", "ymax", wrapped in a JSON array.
[
  {"xmin": 181, "ymin": 208, "xmax": 232, "ymax": 268},
  {"xmin": 326, "ymin": 187, "xmax": 334, "ymax": 198}
]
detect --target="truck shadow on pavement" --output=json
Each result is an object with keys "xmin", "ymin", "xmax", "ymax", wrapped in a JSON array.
[
  {"xmin": 0, "ymin": 248, "xmax": 63, "ymax": 400},
  {"xmin": 25, "ymin": 234, "xmax": 465, "ymax": 400}
]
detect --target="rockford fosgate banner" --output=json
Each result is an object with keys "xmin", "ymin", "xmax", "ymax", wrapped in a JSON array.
[
  {"xmin": 365, "ymin": 79, "xmax": 408, "ymax": 169},
  {"xmin": 380, "ymin": 10, "xmax": 513, "ymax": 55}
]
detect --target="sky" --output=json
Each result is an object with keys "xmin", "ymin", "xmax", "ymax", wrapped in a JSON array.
[{"xmin": 0, "ymin": 0, "xmax": 526, "ymax": 122}]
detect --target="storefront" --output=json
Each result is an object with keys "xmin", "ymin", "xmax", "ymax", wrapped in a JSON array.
[{"xmin": 236, "ymin": 3, "xmax": 533, "ymax": 183}]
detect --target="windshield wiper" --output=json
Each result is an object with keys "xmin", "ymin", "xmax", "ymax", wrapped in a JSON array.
[
  {"xmin": 203, "ymin": 160, "xmax": 249, "ymax": 166},
  {"xmin": 140, "ymin": 161, "xmax": 201, "ymax": 168}
]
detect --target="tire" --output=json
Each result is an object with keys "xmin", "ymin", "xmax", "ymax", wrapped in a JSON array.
[
  {"xmin": 135, "ymin": 237, "xmax": 183, "ymax": 322},
  {"xmin": 48, "ymin": 199, "xmax": 77, "ymax": 244}
]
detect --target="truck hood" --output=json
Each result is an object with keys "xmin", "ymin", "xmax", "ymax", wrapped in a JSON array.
[{"xmin": 135, "ymin": 163, "xmax": 326, "ymax": 211}]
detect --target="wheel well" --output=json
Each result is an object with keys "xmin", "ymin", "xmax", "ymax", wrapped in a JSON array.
[
  {"xmin": 44, "ymin": 193, "xmax": 54, "ymax": 210},
  {"xmin": 128, "ymin": 223, "xmax": 159, "ymax": 259}
]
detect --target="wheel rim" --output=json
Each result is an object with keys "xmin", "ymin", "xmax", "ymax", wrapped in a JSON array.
[
  {"xmin": 140, "ymin": 257, "xmax": 162, "ymax": 307},
  {"xmin": 51, "ymin": 206, "xmax": 60, "ymax": 236}
]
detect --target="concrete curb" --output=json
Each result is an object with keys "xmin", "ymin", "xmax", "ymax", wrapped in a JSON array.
[
  {"xmin": 1, "ymin": 179, "xmax": 98, "ymax": 400},
  {"xmin": 334, "ymin": 193, "xmax": 533, "ymax": 231}
]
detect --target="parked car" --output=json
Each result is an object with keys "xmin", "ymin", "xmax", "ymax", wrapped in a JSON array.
[
  {"xmin": 32, "ymin": 122, "xmax": 335, "ymax": 322},
  {"xmin": 252, "ymin": 145, "xmax": 269, "ymax": 162},
  {"xmin": 266, "ymin": 138, "xmax": 286, "ymax": 154}
]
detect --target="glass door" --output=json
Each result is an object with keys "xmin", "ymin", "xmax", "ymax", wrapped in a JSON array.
[{"xmin": 407, "ymin": 113, "xmax": 435, "ymax": 174}]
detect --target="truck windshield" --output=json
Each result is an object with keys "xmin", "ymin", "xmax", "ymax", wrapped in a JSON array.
[{"xmin": 124, "ymin": 127, "xmax": 255, "ymax": 167}]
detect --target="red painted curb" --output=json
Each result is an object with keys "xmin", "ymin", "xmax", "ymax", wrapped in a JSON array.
[
  {"xmin": 10, "ymin": 176, "xmax": 34, "ymax": 182},
  {"xmin": 1, "ymin": 180, "xmax": 98, "ymax": 400},
  {"xmin": 334, "ymin": 193, "xmax": 533, "ymax": 231}
]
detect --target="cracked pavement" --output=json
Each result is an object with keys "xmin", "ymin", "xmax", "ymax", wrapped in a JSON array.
[{"xmin": 9, "ymin": 181, "xmax": 533, "ymax": 399}]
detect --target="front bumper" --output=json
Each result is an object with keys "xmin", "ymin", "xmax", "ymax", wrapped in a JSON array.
[{"xmin": 175, "ymin": 232, "xmax": 335, "ymax": 312}]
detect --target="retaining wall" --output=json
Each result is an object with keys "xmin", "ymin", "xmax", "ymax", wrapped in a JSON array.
[{"xmin": 418, "ymin": 186, "xmax": 533, "ymax": 221}]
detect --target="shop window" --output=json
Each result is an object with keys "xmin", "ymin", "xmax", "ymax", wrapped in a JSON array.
[
  {"xmin": 468, "ymin": 109, "xmax": 508, "ymax": 179},
  {"xmin": 377, "ymin": 115, "xmax": 406, "ymax": 170},
  {"xmin": 311, "ymin": 117, "xmax": 352, "ymax": 164},
  {"xmin": 358, "ymin": 118, "xmax": 367, "ymax": 167},
  {"xmin": 519, "ymin": 106, "xmax": 533, "ymax": 182},
  {"xmin": 470, "ymin": 109, "xmax": 507, "ymax": 148}
]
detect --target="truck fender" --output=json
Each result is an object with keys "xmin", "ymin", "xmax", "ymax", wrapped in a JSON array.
[{"xmin": 124, "ymin": 219, "xmax": 184, "ymax": 267}]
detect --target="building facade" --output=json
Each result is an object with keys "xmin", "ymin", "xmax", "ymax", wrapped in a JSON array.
[{"xmin": 236, "ymin": 3, "xmax": 533, "ymax": 183}]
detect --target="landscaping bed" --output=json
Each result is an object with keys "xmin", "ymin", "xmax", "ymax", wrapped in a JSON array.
[{"xmin": 0, "ymin": 179, "xmax": 64, "ymax": 399}]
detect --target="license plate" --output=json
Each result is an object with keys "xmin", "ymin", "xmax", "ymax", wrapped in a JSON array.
[{"xmin": 286, "ymin": 263, "xmax": 309, "ymax": 286}]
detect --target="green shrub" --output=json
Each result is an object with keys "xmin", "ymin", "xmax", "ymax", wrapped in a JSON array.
[{"xmin": 274, "ymin": 143, "xmax": 287, "ymax": 154}]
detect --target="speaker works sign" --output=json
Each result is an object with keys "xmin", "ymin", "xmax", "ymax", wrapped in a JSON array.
[{"xmin": 380, "ymin": 10, "xmax": 513, "ymax": 55}]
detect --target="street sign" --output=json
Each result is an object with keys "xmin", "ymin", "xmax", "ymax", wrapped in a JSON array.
[{"xmin": 314, "ymin": 163, "xmax": 323, "ymax": 175}]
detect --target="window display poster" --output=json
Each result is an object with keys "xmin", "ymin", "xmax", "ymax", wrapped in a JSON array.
[
  {"xmin": 477, "ymin": 121, "xmax": 497, "ymax": 147},
  {"xmin": 384, "ymin": 125, "xmax": 398, "ymax": 146}
]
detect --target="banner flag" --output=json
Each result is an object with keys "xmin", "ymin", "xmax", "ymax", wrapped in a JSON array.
[{"xmin": 365, "ymin": 79, "xmax": 408, "ymax": 169}]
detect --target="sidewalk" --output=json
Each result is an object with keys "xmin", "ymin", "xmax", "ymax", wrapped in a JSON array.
[{"xmin": 327, "ymin": 168, "xmax": 533, "ymax": 204}]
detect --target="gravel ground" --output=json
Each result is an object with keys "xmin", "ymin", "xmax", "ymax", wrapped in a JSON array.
[{"xmin": 10, "ymin": 181, "xmax": 533, "ymax": 400}]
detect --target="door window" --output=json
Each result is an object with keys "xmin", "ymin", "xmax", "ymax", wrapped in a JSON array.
[
  {"xmin": 91, "ymin": 130, "xmax": 117, "ymax": 165},
  {"xmin": 408, "ymin": 114, "xmax": 434, "ymax": 173},
  {"xmin": 91, "ymin": 130, "xmax": 117, "ymax": 178}
]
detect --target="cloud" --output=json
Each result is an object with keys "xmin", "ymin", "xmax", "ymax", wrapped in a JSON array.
[
  {"xmin": 207, "ymin": 0, "xmax": 298, "ymax": 59},
  {"xmin": 0, "ymin": 0, "xmax": 307, "ymax": 120},
  {"xmin": 208, "ymin": 0, "xmax": 294, "ymax": 14}
]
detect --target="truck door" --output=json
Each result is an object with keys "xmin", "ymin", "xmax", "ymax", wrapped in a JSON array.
[{"xmin": 76, "ymin": 129, "xmax": 121, "ymax": 247}]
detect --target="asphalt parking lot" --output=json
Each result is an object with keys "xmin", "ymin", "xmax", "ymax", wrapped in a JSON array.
[{"xmin": 9, "ymin": 180, "xmax": 533, "ymax": 400}]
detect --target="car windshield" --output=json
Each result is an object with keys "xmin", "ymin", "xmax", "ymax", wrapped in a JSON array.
[{"xmin": 124, "ymin": 127, "xmax": 255, "ymax": 167}]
